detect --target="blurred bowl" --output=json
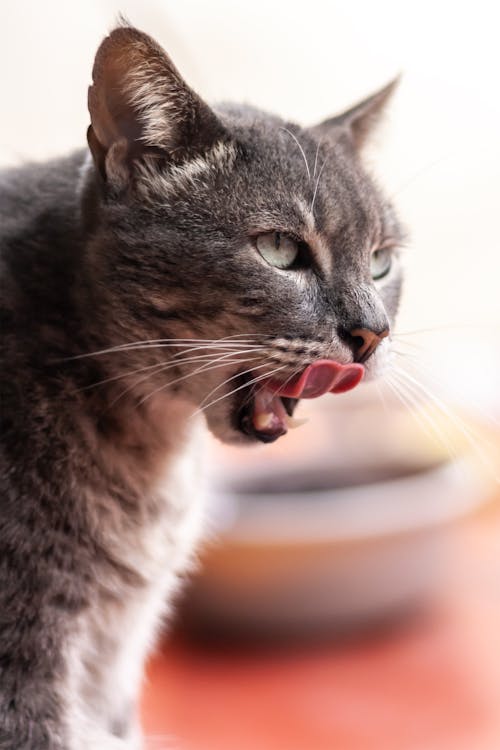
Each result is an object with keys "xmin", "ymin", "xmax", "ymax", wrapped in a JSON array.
[{"xmin": 182, "ymin": 457, "xmax": 490, "ymax": 636}]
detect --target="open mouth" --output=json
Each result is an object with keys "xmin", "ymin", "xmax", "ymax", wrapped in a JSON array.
[{"xmin": 237, "ymin": 359, "xmax": 365, "ymax": 443}]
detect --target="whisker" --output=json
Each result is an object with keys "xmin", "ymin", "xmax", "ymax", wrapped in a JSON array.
[
  {"xmin": 374, "ymin": 380, "xmax": 390, "ymax": 414},
  {"xmin": 264, "ymin": 363, "xmax": 302, "ymax": 402},
  {"xmin": 391, "ymin": 349, "xmax": 417, "ymax": 362},
  {"xmin": 310, "ymin": 156, "xmax": 328, "ymax": 214},
  {"xmin": 169, "ymin": 342, "xmax": 263, "ymax": 359},
  {"xmin": 192, "ymin": 364, "xmax": 289, "ymax": 417},
  {"xmin": 197, "ymin": 362, "xmax": 271, "ymax": 409},
  {"xmin": 393, "ymin": 365, "xmax": 496, "ymax": 448},
  {"xmin": 393, "ymin": 323, "xmax": 500, "ymax": 337},
  {"xmin": 136, "ymin": 351, "xmax": 265, "ymax": 408},
  {"xmin": 393, "ymin": 352, "xmax": 500, "ymax": 430},
  {"xmin": 387, "ymin": 373, "xmax": 460, "ymax": 466},
  {"xmin": 384, "ymin": 376, "xmax": 426, "ymax": 436},
  {"xmin": 58, "ymin": 333, "xmax": 267, "ymax": 362},
  {"xmin": 73, "ymin": 360, "xmax": 179, "ymax": 394},
  {"xmin": 391, "ymin": 366, "xmax": 499, "ymax": 480},
  {"xmin": 391, "ymin": 337, "xmax": 426, "ymax": 353},
  {"xmin": 385, "ymin": 374, "xmax": 465, "ymax": 480},
  {"xmin": 72, "ymin": 350, "xmax": 265, "ymax": 394},
  {"xmin": 279, "ymin": 126, "xmax": 311, "ymax": 181},
  {"xmin": 312, "ymin": 138, "xmax": 322, "ymax": 181},
  {"xmin": 107, "ymin": 348, "xmax": 263, "ymax": 411}
]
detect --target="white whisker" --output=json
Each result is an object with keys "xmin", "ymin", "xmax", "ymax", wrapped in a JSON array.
[
  {"xmin": 393, "ymin": 322, "xmax": 500, "ymax": 337},
  {"xmin": 375, "ymin": 380, "xmax": 390, "ymax": 414},
  {"xmin": 310, "ymin": 157, "xmax": 328, "ymax": 214},
  {"xmin": 107, "ymin": 349, "xmax": 263, "ymax": 410},
  {"xmin": 198, "ymin": 362, "xmax": 271, "ymax": 409},
  {"xmin": 192, "ymin": 364, "xmax": 289, "ymax": 417},
  {"xmin": 73, "ymin": 349, "xmax": 265, "ymax": 394},
  {"xmin": 391, "ymin": 366, "xmax": 499, "ymax": 480},
  {"xmin": 312, "ymin": 138, "xmax": 322, "ymax": 180},
  {"xmin": 279, "ymin": 126, "xmax": 311, "ymax": 181},
  {"xmin": 261, "ymin": 363, "xmax": 302, "ymax": 403},
  {"xmin": 59, "ymin": 333, "xmax": 267, "ymax": 361},
  {"xmin": 387, "ymin": 373, "xmax": 460, "ymax": 466},
  {"xmin": 393, "ymin": 352, "xmax": 500, "ymax": 430},
  {"xmin": 391, "ymin": 338, "xmax": 426, "ymax": 353},
  {"xmin": 170, "ymin": 342, "xmax": 263, "ymax": 358},
  {"xmin": 393, "ymin": 365, "xmax": 496, "ymax": 448},
  {"xmin": 136, "ymin": 351, "xmax": 265, "ymax": 407}
]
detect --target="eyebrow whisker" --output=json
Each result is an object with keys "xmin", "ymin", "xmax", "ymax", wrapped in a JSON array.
[
  {"xmin": 279, "ymin": 126, "xmax": 311, "ymax": 181},
  {"xmin": 310, "ymin": 156, "xmax": 328, "ymax": 214},
  {"xmin": 312, "ymin": 138, "xmax": 322, "ymax": 181}
]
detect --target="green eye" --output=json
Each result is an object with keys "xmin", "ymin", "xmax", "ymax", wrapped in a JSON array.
[
  {"xmin": 371, "ymin": 247, "xmax": 393, "ymax": 280},
  {"xmin": 255, "ymin": 232, "xmax": 299, "ymax": 269}
]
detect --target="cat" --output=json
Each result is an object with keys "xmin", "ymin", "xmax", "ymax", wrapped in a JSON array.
[{"xmin": 0, "ymin": 24, "xmax": 404, "ymax": 750}]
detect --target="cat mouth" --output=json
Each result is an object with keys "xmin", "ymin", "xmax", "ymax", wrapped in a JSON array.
[{"xmin": 237, "ymin": 360, "xmax": 365, "ymax": 443}]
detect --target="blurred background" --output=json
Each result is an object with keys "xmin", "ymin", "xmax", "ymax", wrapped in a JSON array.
[{"xmin": 2, "ymin": 1, "xmax": 500, "ymax": 748}]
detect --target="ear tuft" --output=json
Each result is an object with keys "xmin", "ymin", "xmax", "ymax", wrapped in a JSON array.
[
  {"xmin": 312, "ymin": 77, "xmax": 400, "ymax": 149},
  {"xmin": 87, "ymin": 26, "xmax": 225, "ymax": 180}
]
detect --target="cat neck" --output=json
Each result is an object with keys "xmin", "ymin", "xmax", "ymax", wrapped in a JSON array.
[{"xmin": 78, "ymin": 385, "xmax": 202, "ymax": 500}]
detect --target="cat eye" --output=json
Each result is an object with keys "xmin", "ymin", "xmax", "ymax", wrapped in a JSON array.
[
  {"xmin": 255, "ymin": 231, "xmax": 300, "ymax": 270},
  {"xmin": 370, "ymin": 247, "xmax": 393, "ymax": 280}
]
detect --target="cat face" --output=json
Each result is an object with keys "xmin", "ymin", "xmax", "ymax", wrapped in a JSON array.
[{"xmin": 84, "ymin": 27, "xmax": 403, "ymax": 444}]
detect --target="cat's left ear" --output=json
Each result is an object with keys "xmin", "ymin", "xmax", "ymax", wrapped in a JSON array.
[
  {"xmin": 87, "ymin": 25, "xmax": 226, "ymax": 183},
  {"xmin": 311, "ymin": 78, "xmax": 399, "ymax": 149}
]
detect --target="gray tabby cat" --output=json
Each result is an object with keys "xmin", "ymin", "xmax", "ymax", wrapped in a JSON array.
[{"xmin": 0, "ymin": 25, "xmax": 403, "ymax": 750}]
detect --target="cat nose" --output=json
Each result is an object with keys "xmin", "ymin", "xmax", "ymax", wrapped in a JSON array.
[{"xmin": 348, "ymin": 327, "xmax": 389, "ymax": 363}]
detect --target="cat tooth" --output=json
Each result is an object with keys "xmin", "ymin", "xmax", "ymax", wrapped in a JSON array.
[
  {"xmin": 285, "ymin": 415, "xmax": 309, "ymax": 429},
  {"xmin": 254, "ymin": 412, "xmax": 276, "ymax": 431}
]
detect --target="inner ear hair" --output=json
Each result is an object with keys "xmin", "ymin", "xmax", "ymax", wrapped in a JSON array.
[{"xmin": 87, "ymin": 25, "xmax": 226, "ymax": 183}]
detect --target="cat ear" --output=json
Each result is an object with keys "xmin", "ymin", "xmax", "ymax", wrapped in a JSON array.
[
  {"xmin": 87, "ymin": 25, "xmax": 226, "ymax": 182},
  {"xmin": 312, "ymin": 78, "xmax": 399, "ymax": 149}
]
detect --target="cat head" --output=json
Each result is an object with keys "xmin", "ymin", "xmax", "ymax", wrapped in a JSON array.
[{"xmin": 84, "ymin": 25, "xmax": 404, "ymax": 444}]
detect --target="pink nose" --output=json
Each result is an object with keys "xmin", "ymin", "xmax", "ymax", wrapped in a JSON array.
[
  {"xmin": 266, "ymin": 359, "xmax": 364, "ymax": 399},
  {"xmin": 350, "ymin": 327, "xmax": 389, "ymax": 363}
]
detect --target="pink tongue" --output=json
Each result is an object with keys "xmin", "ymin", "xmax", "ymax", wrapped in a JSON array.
[
  {"xmin": 266, "ymin": 359, "xmax": 364, "ymax": 398},
  {"xmin": 250, "ymin": 360, "xmax": 364, "ymax": 440}
]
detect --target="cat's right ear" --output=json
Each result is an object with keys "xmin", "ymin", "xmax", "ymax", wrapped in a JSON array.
[{"xmin": 87, "ymin": 26, "xmax": 226, "ymax": 185}]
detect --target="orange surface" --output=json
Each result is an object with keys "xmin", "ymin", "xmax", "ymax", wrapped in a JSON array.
[{"xmin": 141, "ymin": 501, "xmax": 500, "ymax": 750}]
